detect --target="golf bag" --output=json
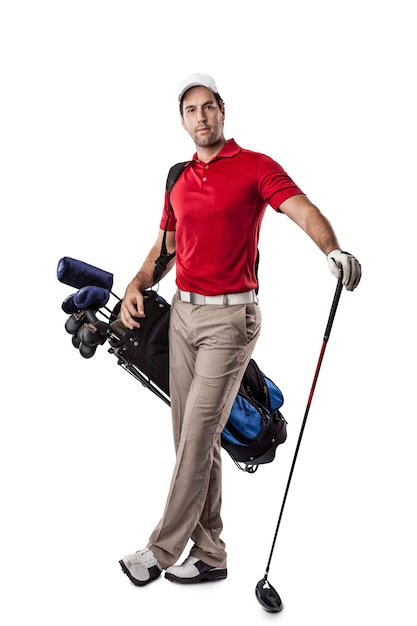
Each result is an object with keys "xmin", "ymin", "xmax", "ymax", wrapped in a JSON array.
[{"xmin": 57, "ymin": 257, "xmax": 288, "ymax": 472}]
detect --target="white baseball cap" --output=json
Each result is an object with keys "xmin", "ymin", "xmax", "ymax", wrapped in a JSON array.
[{"xmin": 178, "ymin": 73, "xmax": 219, "ymax": 101}]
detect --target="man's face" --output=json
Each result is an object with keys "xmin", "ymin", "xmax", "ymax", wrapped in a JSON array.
[{"xmin": 180, "ymin": 86, "xmax": 225, "ymax": 148}]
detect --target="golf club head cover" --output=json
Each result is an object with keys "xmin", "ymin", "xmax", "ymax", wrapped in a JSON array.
[
  {"xmin": 74, "ymin": 285, "xmax": 110, "ymax": 310},
  {"xmin": 57, "ymin": 256, "xmax": 113, "ymax": 290},
  {"xmin": 61, "ymin": 293, "xmax": 79, "ymax": 314},
  {"xmin": 65, "ymin": 310, "xmax": 86, "ymax": 335},
  {"xmin": 77, "ymin": 318, "xmax": 110, "ymax": 348},
  {"xmin": 61, "ymin": 286, "xmax": 110, "ymax": 313}
]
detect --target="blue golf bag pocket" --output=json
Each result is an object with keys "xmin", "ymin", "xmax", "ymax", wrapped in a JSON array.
[{"xmin": 221, "ymin": 360, "xmax": 287, "ymax": 470}]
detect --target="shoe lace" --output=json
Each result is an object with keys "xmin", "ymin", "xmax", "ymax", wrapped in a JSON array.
[{"xmin": 137, "ymin": 549, "xmax": 158, "ymax": 568}]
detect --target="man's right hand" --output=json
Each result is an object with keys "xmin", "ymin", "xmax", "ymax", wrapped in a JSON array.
[
  {"xmin": 119, "ymin": 283, "xmax": 146, "ymax": 329},
  {"xmin": 118, "ymin": 231, "xmax": 175, "ymax": 329}
]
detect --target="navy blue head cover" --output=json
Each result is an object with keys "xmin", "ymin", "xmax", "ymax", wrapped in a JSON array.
[
  {"xmin": 61, "ymin": 286, "xmax": 111, "ymax": 313},
  {"xmin": 57, "ymin": 257, "xmax": 113, "ymax": 290}
]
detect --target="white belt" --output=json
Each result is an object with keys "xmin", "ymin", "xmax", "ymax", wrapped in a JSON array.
[{"xmin": 177, "ymin": 289, "xmax": 257, "ymax": 305}]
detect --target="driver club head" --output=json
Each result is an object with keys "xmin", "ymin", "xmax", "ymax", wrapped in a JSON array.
[{"xmin": 255, "ymin": 577, "xmax": 283, "ymax": 613}]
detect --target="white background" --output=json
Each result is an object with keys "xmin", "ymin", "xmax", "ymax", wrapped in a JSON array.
[{"xmin": 1, "ymin": 1, "xmax": 416, "ymax": 624}]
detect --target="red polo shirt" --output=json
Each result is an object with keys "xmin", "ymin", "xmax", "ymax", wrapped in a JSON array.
[{"xmin": 159, "ymin": 138, "xmax": 303, "ymax": 295}]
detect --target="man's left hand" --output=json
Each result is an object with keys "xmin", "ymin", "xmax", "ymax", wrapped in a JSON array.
[{"xmin": 327, "ymin": 249, "xmax": 362, "ymax": 291}]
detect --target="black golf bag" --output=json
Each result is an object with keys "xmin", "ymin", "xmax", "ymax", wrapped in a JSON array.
[{"xmin": 57, "ymin": 256, "xmax": 288, "ymax": 472}]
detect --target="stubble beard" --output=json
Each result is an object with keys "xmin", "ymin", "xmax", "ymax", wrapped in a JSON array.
[{"xmin": 193, "ymin": 128, "xmax": 222, "ymax": 149}]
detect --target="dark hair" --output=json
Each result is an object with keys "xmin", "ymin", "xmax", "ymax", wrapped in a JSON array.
[{"xmin": 179, "ymin": 91, "xmax": 225, "ymax": 116}]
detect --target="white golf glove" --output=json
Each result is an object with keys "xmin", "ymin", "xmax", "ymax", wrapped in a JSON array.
[{"xmin": 327, "ymin": 249, "xmax": 362, "ymax": 291}]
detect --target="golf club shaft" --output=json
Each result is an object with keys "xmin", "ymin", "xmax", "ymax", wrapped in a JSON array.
[{"xmin": 264, "ymin": 276, "xmax": 343, "ymax": 577}]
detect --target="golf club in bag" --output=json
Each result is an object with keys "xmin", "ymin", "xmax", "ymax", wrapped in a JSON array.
[{"xmin": 255, "ymin": 275, "xmax": 343, "ymax": 613}]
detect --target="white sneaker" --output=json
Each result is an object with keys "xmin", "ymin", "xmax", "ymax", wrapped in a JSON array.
[
  {"xmin": 119, "ymin": 548, "xmax": 162, "ymax": 586},
  {"xmin": 165, "ymin": 556, "xmax": 227, "ymax": 584}
]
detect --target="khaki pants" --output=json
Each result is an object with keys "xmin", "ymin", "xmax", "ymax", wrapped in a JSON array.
[{"xmin": 147, "ymin": 295, "xmax": 261, "ymax": 569}]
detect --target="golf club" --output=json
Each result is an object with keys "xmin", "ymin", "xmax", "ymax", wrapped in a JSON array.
[{"xmin": 256, "ymin": 275, "xmax": 343, "ymax": 612}]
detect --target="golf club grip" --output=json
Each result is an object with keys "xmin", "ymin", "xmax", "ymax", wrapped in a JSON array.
[{"xmin": 324, "ymin": 276, "xmax": 343, "ymax": 341}]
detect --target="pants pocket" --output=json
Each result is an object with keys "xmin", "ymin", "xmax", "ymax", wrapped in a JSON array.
[{"xmin": 245, "ymin": 303, "xmax": 261, "ymax": 343}]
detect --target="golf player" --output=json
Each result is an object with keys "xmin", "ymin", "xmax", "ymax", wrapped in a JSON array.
[{"xmin": 118, "ymin": 73, "xmax": 362, "ymax": 587}]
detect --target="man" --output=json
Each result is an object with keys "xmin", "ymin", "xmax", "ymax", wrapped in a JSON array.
[{"xmin": 118, "ymin": 73, "xmax": 361, "ymax": 587}]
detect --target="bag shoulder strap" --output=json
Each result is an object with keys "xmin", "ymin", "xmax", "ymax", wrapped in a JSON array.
[
  {"xmin": 154, "ymin": 162, "xmax": 188, "ymax": 284},
  {"xmin": 166, "ymin": 161, "xmax": 188, "ymax": 195}
]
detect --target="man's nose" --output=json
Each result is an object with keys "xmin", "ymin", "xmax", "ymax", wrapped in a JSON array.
[{"xmin": 197, "ymin": 107, "xmax": 206, "ymax": 122}]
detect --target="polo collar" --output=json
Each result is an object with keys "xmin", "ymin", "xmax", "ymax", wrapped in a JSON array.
[{"xmin": 192, "ymin": 138, "xmax": 241, "ymax": 163}]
